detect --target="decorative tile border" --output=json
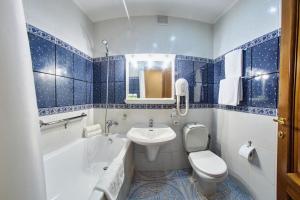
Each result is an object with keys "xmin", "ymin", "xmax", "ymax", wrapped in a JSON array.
[
  {"xmin": 93, "ymin": 55, "xmax": 125, "ymax": 62},
  {"xmin": 26, "ymin": 24, "xmax": 93, "ymax": 61},
  {"xmin": 93, "ymin": 103, "xmax": 213, "ymax": 109},
  {"xmin": 175, "ymin": 55, "xmax": 214, "ymax": 63},
  {"xmin": 214, "ymin": 104, "xmax": 277, "ymax": 116},
  {"xmin": 214, "ymin": 29, "xmax": 281, "ymax": 63},
  {"xmin": 38, "ymin": 104, "xmax": 93, "ymax": 116}
]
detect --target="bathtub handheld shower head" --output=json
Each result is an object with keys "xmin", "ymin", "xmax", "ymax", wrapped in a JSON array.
[{"xmin": 102, "ymin": 40, "xmax": 109, "ymax": 57}]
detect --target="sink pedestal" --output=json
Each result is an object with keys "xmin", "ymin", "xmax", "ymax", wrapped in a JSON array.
[{"xmin": 145, "ymin": 145, "xmax": 160, "ymax": 161}]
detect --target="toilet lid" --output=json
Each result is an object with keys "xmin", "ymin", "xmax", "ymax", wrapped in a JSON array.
[{"xmin": 189, "ymin": 151, "xmax": 227, "ymax": 178}]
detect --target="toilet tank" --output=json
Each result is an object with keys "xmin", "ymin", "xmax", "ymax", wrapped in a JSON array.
[{"xmin": 183, "ymin": 123, "xmax": 209, "ymax": 152}]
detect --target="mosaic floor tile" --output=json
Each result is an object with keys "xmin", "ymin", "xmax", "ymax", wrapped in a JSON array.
[{"xmin": 127, "ymin": 169, "xmax": 253, "ymax": 200}]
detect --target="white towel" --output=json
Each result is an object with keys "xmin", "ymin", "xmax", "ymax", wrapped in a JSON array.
[
  {"xmin": 224, "ymin": 49, "xmax": 243, "ymax": 77},
  {"xmin": 83, "ymin": 124, "xmax": 102, "ymax": 138},
  {"xmin": 218, "ymin": 78, "xmax": 243, "ymax": 106},
  {"xmin": 94, "ymin": 160, "xmax": 124, "ymax": 200}
]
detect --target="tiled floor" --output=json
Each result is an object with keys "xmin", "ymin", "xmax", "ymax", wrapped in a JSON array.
[{"xmin": 127, "ymin": 169, "xmax": 253, "ymax": 200}]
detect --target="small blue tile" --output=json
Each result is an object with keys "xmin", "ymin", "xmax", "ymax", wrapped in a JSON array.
[
  {"xmin": 213, "ymin": 84, "xmax": 219, "ymax": 104},
  {"xmin": 243, "ymin": 49, "xmax": 252, "ymax": 77},
  {"xmin": 239, "ymin": 79, "xmax": 252, "ymax": 106},
  {"xmin": 86, "ymin": 61, "xmax": 93, "ymax": 82},
  {"xmin": 176, "ymin": 60, "xmax": 194, "ymax": 78},
  {"xmin": 28, "ymin": 33, "xmax": 55, "ymax": 74},
  {"xmin": 74, "ymin": 80, "xmax": 86, "ymax": 105},
  {"xmin": 115, "ymin": 59, "xmax": 125, "ymax": 82},
  {"xmin": 100, "ymin": 60, "xmax": 115, "ymax": 82},
  {"xmin": 73, "ymin": 54, "xmax": 86, "ymax": 81},
  {"xmin": 213, "ymin": 60, "xmax": 224, "ymax": 83},
  {"xmin": 251, "ymin": 73, "xmax": 278, "ymax": 108},
  {"xmin": 56, "ymin": 76, "xmax": 73, "ymax": 106},
  {"xmin": 115, "ymin": 82, "xmax": 125, "ymax": 104},
  {"xmin": 93, "ymin": 83, "xmax": 101, "ymax": 104},
  {"xmin": 93, "ymin": 62, "xmax": 101, "ymax": 83},
  {"xmin": 33, "ymin": 72, "xmax": 55, "ymax": 108},
  {"xmin": 86, "ymin": 83, "xmax": 93, "ymax": 104},
  {"xmin": 252, "ymin": 38, "xmax": 279, "ymax": 75},
  {"xmin": 100, "ymin": 82, "xmax": 115, "ymax": 103},
  {"xmin": 56, "ymin": 46, "xmax": 74, "ymax": 78},
  {"xmin": 194, "ymin": 62, "xmax": 207, "ymax": 83}
]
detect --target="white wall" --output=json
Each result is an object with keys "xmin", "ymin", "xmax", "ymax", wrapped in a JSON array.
[
  {"xmin": 40, "ymin": 109, "xmax": 94, "ymax": 154},
  {"xmin": 213, "ymin": 0, "xmax": 281, "ymax": 58},
  {"xmin": 212, "ymin": 109, "xmax": 277, "ymax": 200},
  {"xmin": 93, "ymin": 16, "xmax": 213, "ymax": 58},
  {"xmin": 22, "ymin": 0, "xmax": 94, "ymax": 56},
  {"xmin": 93, "ymin": 108, "xmax": 213, "ymax": 170}
]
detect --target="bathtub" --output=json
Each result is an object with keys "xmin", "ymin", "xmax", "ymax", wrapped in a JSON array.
[{"xmin": 43, "ymin": 134, "xmax": 133, "ymax": 200}]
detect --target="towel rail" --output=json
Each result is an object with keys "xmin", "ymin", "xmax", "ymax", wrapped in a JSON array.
[{"xmin": 39, "ymin": 113, "xmax": 87, "ymax": 128}]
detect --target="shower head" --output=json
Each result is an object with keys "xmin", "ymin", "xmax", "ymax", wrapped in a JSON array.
[{"xmin": 101, "ymin": 40, "xmax": 109, "ymax": 57}]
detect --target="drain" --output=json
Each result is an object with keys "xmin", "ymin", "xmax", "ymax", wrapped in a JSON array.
[{"xmin": 103, "ymin": 166, "xmax": 108, "ymax": 170}]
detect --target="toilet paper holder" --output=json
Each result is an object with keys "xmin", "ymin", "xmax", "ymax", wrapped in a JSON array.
[{"xmin": 247, "ymin": 141, "xmax": 252, "ymax": 147}]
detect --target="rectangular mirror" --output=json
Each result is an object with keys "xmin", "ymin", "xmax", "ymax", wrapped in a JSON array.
[{"xmin": 125, "ymin": 54, "xmax": 176, "ymax": 104}]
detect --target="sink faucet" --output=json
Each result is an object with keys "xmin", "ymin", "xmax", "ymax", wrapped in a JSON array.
[
  {"xmin": 149, "ymin": 118, "xmax": 154, "ymax": 128},
  {"xmin": 106, "ymin": 120, "xmax": 118, "ymax": 135}
]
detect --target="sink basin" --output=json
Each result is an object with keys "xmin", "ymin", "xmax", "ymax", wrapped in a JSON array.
[{"xmin": 127, "ymin": 124, "xmax": 176, "ymax": 161}]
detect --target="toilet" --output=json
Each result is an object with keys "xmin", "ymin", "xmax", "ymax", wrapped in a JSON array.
[{"xmin": 183, "ymin": 123, "xmax": 228, "ymax": 196}]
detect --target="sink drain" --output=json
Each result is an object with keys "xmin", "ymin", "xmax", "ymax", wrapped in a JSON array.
[{"xmin": 103, "ymin": 166, "xmax": 108, "ymax": 170}]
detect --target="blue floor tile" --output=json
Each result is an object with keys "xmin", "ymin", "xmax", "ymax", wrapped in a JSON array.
[{"xmin": 127, "ymin": 169, "xmax": 253, "ymax": 200}]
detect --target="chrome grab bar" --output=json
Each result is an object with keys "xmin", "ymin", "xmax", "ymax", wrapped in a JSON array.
[{"xmin": 39, "ymin": 113, "xmax": 87, "ymax": 129}]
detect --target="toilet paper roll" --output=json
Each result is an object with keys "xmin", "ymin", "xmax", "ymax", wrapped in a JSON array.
[{"xmin": 239, "ymin": 144, "xmax": 255, "ymax": 160}]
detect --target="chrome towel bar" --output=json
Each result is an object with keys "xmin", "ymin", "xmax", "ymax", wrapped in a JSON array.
[{"xmin": 39, "ymin": 113, "xmax": 87, "ymax": 129}]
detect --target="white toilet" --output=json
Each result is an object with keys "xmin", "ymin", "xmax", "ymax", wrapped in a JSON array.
[{"xmin": 183, "ymin": 123, "xmax": 228, "ymax": 196}]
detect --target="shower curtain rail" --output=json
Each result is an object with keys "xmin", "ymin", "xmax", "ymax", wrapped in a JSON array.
[{"xmin": 39, "ymin": 113, "xmax": 87, "ymax": 128}]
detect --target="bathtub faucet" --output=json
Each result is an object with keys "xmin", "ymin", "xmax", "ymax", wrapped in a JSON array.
[
  {"xmin": 106, "ymin": 120, "xmax": 119, "ymax": 134},
  {"xmin": 149, "ymin": 118, "xmax": 154, "ymax": 128}
]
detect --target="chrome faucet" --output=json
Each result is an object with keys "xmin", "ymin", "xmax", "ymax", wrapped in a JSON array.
[
  {"xmin": 149, "ymin": 118, "xmax": 154, "ymax": 128},
  {"xmin": 106, "ymin": 120, "xmax": 118, "ymax": 135}
]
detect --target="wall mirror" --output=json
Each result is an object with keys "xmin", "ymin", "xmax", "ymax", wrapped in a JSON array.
[{"xmin": 125, "ymin": 54, "xmax": 176, "ymax": 104}]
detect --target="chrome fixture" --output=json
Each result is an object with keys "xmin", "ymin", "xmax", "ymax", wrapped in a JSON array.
[
  {"xmin": 102, "ymin": 40, "xmax": 109, "ymax": 57},
  {"xmin": 39, "ymin": 113, "xmax": 87, "ymax": 129},
  {"xmin": 106, "ymin": 120, "xmax": 119, "ymax": 134},
  {"xmin": 149, "ymin": 118, "xmax": 154, "ymax": 128}
]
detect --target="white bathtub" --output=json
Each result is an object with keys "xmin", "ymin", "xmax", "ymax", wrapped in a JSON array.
[{"xmin": 43, "ymin": 134, "xmax": 131, "ymax": 200}]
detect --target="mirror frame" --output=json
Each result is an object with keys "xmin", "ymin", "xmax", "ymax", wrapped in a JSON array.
[{"xmin": 125, "ymin": 54, "xmax": 176, "ymax": 104}]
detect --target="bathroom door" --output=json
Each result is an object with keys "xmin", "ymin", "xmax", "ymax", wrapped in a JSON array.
[{"xmin": 277, "ymin": 0, "xmax": 300, "ymax": 199}]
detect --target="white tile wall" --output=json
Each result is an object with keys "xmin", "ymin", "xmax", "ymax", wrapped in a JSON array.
[{"xmin": 212, "ymin": 108, "xmax": 277, "ymax": 200}]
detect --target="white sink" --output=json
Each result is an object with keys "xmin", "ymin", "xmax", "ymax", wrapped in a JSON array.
[{"xmin": 127, "ymin": 124, "xmax": 176, "ymax": 161}]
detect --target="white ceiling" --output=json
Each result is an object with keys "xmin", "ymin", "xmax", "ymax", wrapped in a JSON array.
[{"xmin": 73, "ymin": 0, "xmax": 239, "ymax": 24}]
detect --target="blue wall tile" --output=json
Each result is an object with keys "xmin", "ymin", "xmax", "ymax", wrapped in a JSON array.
[
  {"xmin": 93, "ymin": 83, "xmax": 101, "ymax": 104},
  {"xmin": 243, "ymin": 49, "xmax": 252, "ymax": 77},
  {"xmin": 87, "ymin": 82, "xmax": 93, "ymax": 104},
  {"xmin": 74, "ymin": 54, "xmax": 86, "ymax": 81},
  {"xmin": 33, "ymin": 72, "xmax": 56, "ymax": 108},
  {"xmin": 251, "ymin": 73, "xmax": 278, "ymax": 108},
  {"xmin": 213, "ymin": 84, "xmax": 219, "ymax": 104},
  {"xmin": 208, "ymin": 84, "xmax": 215, "ymax": 104},
  {"xmin": 100, "ymin": 82, "xmax": 115, "ymax": 103},
  {"xmin": 176, "ymin": 60, "xmax": 194, "ymax": 79},
  {"xmin": 252, "ymin": 38, "xmax": 279, "ymax": 75},
  {"xmin": 194, "ymin": 62, "xmax": 207, "ymax": 83},
  {"xmin": 56, "ymin": 46, "xmax": 74, "ymax": 78},
  {"xmin": 74, "ymin": 80, "xmax": 87, "ymax": 105},
  {"xmin": 115, "ymin": 59, "xmax": 125, "ymax": 82},
  {"xmin": 56, "ymin": 77, "xmax": 74, "ymax": 106},
  {"xmin": 29, "ymin": 33, "xmax": 55, "ymax": 74},
  {"xmin": 93, "ymin": 62, "xmax": 101, "ymax": 83},
  {"xmin": 115, "ymin": 82, "xmax": 125, "ymax": 104},
  {"xmin": 86, "ymin": 61, "xmax": 93, "ymax": 82},
  {"xmin": 100, "ymin": 60, "xmax": 115, "ymax": 82},
  {"xmin": 213, "ymin": 60, "xmax": 224, "ymax": 83},
  {"xmin": 239, "ymin": 79, "xmax": 252, "ymax": 106}
]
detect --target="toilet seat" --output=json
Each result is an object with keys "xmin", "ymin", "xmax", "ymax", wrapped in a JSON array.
[{"xmin": 188, "ymin": 150, "xmax": 227, "ymax": 178}]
